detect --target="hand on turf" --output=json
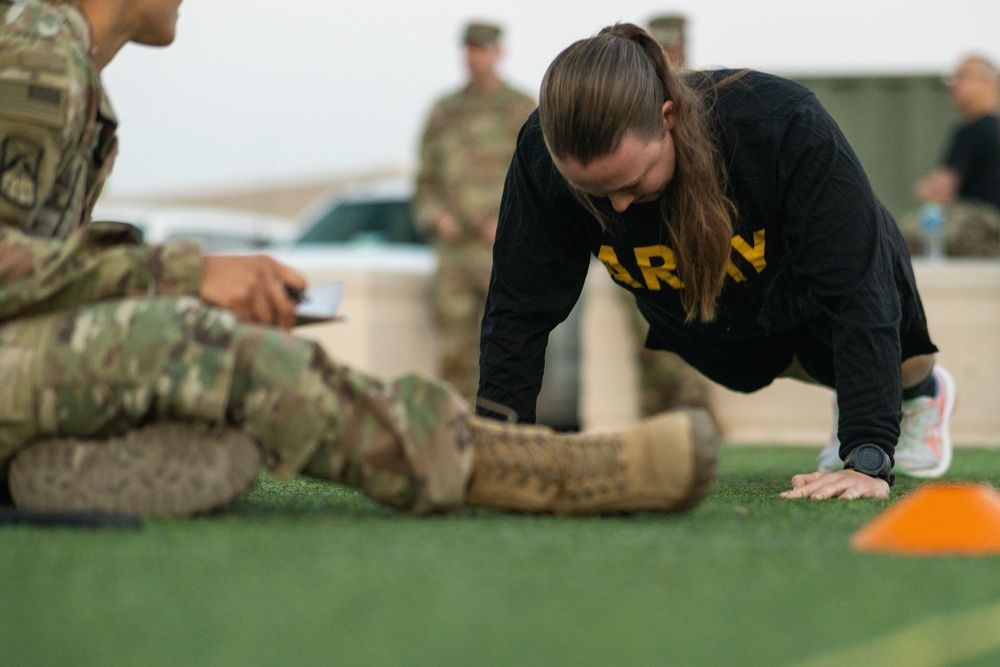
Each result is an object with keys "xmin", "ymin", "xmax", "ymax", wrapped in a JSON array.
[{"xmin": 779, "ymin": 469, "xmax": 890, "ymax": 500}]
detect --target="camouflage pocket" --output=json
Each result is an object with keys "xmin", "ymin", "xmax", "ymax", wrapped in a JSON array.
[{"xmin": 0, "ymin": 344, "xmax": 38, "ymax": 458}]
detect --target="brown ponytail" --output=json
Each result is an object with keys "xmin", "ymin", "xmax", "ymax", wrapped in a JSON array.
[{"xmin": 540, "ymin": 23, "xmax": 736, "ymax": 322}]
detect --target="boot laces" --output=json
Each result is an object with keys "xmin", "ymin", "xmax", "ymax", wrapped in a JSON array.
[
  {"xmin": 563, "ymin": 433, "xmax": 627, "ymax": 500},
  {"xmin": 475, "ymin": 427, "xmax": 564, "ymax": 490}
]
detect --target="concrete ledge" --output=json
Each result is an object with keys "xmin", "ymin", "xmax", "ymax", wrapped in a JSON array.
[
  {"xmin": 581, "ymin": 258, "xmax": 1000, "ymax": 447},
  {"xmin": 291, "ymin": 261, "xmax": 580, "ymax": 427},
  {"xmin": 292, "ymin": 266, "xmax": 439, "ymax": 380},
  {"xmin": 294, "ymin": 258, "xmax": 999, "ymax": 446}
]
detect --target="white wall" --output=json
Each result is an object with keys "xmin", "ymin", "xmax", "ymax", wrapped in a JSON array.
[
  {"xmin": 581, "ymin": 259, "xmax": 1000, "ymax": 446},
  {"xmin": 293, "ymin": 259, "xmax": 1000, "ymax": 446}
]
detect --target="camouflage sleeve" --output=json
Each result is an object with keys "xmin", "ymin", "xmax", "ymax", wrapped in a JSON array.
[
  {"xmin": 515, "ymin": 93, "xmax": 538, "ymax": 128},
  {"xmin": 413, "ymin": 100, "xmax": 450, "ymax": 237},
  {"xmin": 0, "ymin": 221, "xmax": 202, "ymax": 320},
  {"xmin": 0, "ymin": 37, "xmax": 79, "ymax": 231},
  {"xmin": 0, "ymin": 38, "xmax": 202, "ymax": 321}
]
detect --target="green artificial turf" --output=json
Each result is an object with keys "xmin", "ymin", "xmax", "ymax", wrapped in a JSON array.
[{"xmin": 3, "ymin": 446, "xmax": 1000, "ymax": 667}]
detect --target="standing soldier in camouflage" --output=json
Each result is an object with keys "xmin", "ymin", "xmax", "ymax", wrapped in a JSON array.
[
  {"xmin": 0, "ymin": 0, "xmax": 719, "ymax": 518},
  {"xmin": 610, "ymin": 14, "xmax": 717, "ymax": 423},
  {"xmin": 414, "ymin": 21, "xmax": 536, "ymax": 403},
  {"xmin": 647, "ymin": 14, "xmax": 687, "ymax": 69}
]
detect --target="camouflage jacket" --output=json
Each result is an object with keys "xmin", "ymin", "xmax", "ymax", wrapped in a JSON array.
[
  {"xmin": 0, "ymin": 0, "xmax": 201, "ymax": 323},
  {"xmin": 414, "ymin": 81, "xmax": 536, "ymax": 246}
]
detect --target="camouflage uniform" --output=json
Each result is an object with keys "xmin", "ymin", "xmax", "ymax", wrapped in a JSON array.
[
  {"xmin": 0, "ymin": 0, "xmax": 471, "ymax": 514},
  {"xmin": 647, "ymin": 14, "xmax": 687, "ymax": 68},
  {"xmin": 898, "ymin": 201, "xmax": 1000, "ymax": 257},
  {"xmin": 414, "ymin": 74, "xmax": 535, "ymax": 402}
]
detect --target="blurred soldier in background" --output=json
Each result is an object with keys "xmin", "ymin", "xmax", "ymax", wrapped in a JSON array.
[
  {"xmin": 414, "ymin": 21, "xmax": 536, "ymax": 402},
  {"xmin": 0, "ymin": 0, "xmax": 718, "ymax": 519},
  {"xmin": 615, "ymin": 14, "xmax": 716, "ymax": 423},
  {"xmin": 647, "ymin": 14, "xmax": 687, "ymax": 68},
  {"xmin": 906, "ymin": 55, "xmax": 1000, "ymax": 257}
]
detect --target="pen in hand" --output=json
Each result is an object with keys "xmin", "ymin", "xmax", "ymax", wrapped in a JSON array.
[{"xmin": 284, "ymin": 284, "xmax": 305, "ymax": 304}]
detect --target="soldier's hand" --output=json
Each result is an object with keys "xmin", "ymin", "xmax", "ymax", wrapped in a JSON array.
[
  {"xmin": 914, "ymin": 169, "xmax": 958, "ymax": 205},
  {"xmin": 480, "ymin": 217, "xmax": 499, "ymax": 244},
  {"xmin": 434, "ymin": 213, "xmax": 462, "ymax": 241},
  {"xmin": 199, "ymin": 255, "xmax": 306, "ymax": 329}
]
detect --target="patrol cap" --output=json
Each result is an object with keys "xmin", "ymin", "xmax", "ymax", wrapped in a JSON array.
[
  {"xmin": 463, "ymin": 21, "xmax": 502, "ymax": 47},
  {"xmin": 647, "ymin": 14, "xmax": 686, "ymax": 49}
]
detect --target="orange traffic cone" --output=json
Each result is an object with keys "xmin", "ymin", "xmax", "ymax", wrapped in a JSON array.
[{"xmin": 851, "ymin": 483, "xmax": 1000, "ymax": 555}]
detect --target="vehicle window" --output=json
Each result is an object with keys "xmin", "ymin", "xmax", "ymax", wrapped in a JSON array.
[
  {"xmin": 164, "ymin": 233, "xmax": 277, "ymax": 252},
  {"xmin": 295, "ymin": 199, "xmax": 425, "ymax": 246}
]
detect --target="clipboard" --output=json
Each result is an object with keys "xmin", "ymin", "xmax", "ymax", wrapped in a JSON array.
[{"xmin": 292, "ymin": 281, "xmax": 345, "ymax": 325}]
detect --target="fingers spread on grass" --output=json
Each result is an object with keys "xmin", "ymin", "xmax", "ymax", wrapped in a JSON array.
[
  {"xmin": 828, "ymin": 469, "xmax": 891, "ymax": 500},
  {"xmin": 789, "ymin": 472, "xmax": 824, "ymax": 488},
  {"xmin": 780, "ymin": 473, "xmax": 840, "ymax": 499},
  {"xmin": 781, "ymin": 470, "xmax": 890, "ymax": 500}
]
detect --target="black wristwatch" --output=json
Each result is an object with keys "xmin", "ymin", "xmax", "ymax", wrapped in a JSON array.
[{"xmin": 843, "ymin": 444, "xmax": 895, "ymax": 487}]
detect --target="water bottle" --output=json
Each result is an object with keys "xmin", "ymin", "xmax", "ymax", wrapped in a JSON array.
[{"xmin": 919, "ymin": 202, "xmax": 945, "ymax": 260}]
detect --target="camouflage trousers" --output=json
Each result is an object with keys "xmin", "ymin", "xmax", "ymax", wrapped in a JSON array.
[
  {"xmin": 0, "ymin": 296, "xmax": 473, "ymax": 513},
  {"xmin": 429, "ymin": 243, "xmax": 494, "ymax": 403}
]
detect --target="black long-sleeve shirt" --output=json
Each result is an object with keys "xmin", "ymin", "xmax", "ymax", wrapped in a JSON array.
[
  {"xmin": 478, "ymin": 70, "xmax": 936, "ymax": 459},
  {"xmin": 944, "ymin": 114, "xmax": 1000, "ymax": 210}
]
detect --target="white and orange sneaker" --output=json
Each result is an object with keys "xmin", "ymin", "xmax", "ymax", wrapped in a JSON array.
[
  {"xmin": 817, "ymin": 366, "xmax": 955, "ymax": 477},
  {"xmin": 895, "ymin": 366, "xmax": 955, "ymax": 478},
  {"xmin": 817, "ymin": 396, "xmax": 842, "ymax": 473}
]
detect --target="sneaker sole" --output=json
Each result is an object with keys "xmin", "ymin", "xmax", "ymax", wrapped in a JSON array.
[
  {"xmin": 898, "ymin": 366, "xmax": 955, "ymax": 479},
  {"xmin": 8, "ymin": 423, "xmax": 261, "ymax": 517}
]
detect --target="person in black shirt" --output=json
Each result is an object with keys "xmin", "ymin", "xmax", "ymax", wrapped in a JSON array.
[
  {"xmin": 910, "ymin": 55, "xmax": 1000, "ymax": 256},
  {"xmin": 478, "ymin": 23, "xmax": 957, "ymax": 500}
]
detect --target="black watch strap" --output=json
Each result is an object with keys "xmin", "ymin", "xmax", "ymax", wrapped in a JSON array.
[{"xmin": 843, "ymin": 444, "xmax": 895, "ymax": 487}]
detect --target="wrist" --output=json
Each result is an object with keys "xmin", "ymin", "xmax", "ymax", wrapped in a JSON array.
[{"xmin": 843, "ymin": 444, "xmax": 895, "ymax": 487}]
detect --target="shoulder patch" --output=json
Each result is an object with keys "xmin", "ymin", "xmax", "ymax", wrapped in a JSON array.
[
  {"xmin": 0, "ymin": 135, "xmax": 42, "ymax": 209},
  {"xmin": 0, "ymin": 79, "xmax": 66, "ymax": 127}
]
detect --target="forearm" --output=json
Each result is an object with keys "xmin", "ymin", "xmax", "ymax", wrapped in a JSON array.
[
  {"xmin": 0, "ymin": 222, "xmax": 202, "ymax": 320},
  {"xmin": 478, "ymin": 310, "xmax": 550, "ymax": 422},
  {"xmin": 411, "ymin": 187, "xmax": 447, "ymax": 238},
  {"xmin": 413, "ymin": 137, "xmax": 450, "ymax": 237},
  {"xmin": 826, "ymin": 295, "xmax": 903, "ymax": 460}
]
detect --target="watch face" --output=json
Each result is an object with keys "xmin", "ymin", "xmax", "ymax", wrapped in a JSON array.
[{"xmin": 855, "ymin": 446, "xmax": 886, "ymax": 474}]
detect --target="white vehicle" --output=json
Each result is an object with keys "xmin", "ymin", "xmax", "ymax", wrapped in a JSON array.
[
  {"xmin": 91, "ymin": 202, "xmax": 298, "ymax": 251},
  {"xmin": 271, "ymin": 179, "xmax": 583, "ymax": 430},
  {"xmin": 268, "ymin": 179, "xmax": 435, "ymax": 275}
]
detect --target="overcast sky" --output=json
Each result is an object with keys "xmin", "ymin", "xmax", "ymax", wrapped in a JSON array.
[{"xmin": 101, "ymin": 0, "xmax": 1000, "ymax": 198}]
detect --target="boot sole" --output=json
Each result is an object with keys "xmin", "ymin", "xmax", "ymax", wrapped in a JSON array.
[
  {"xmin": 8, "ymin": 423, "xmax": 261, "ymax": 517},
  {"xmin": 673, "ymin": 408, "xmax": 720, "ymax": 511}
]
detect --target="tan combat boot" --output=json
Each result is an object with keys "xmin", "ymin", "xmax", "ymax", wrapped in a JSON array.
[
  {"xmin": 8, "ymin": 423, "xmax": 261, "ymax": 517},
  {"xmin": 465, "ymin": 409, "xmax": 718, "ymax": 514}
]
